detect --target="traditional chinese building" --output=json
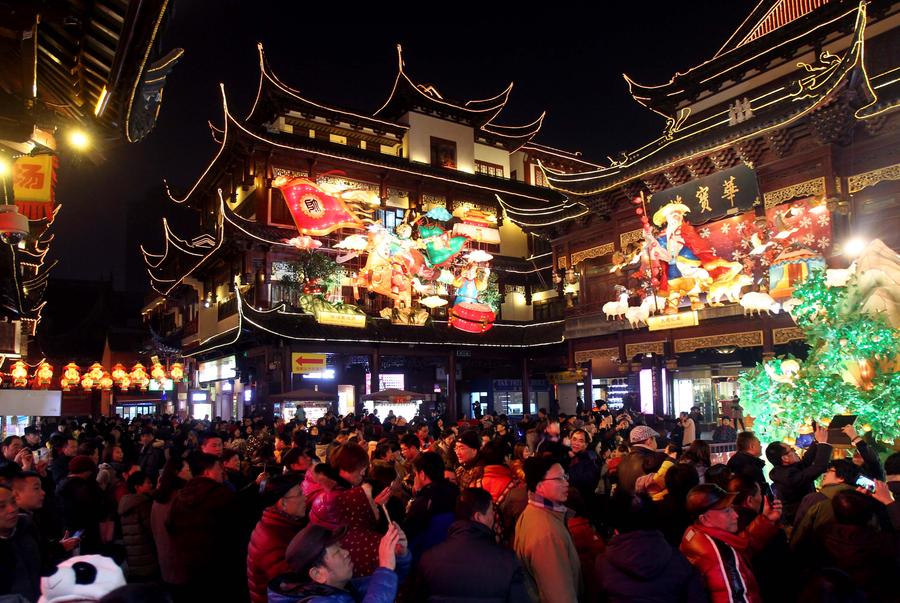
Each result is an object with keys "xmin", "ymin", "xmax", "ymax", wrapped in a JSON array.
[
  {"xmin": 141, "ymin": 45, "xmax": 593, "ymax": 421},
  {"xmin": 0, "ymin": 0, "xmax": 180, "ymax": 364},
  {"xmin": 527, "ymin": 0, "xmax": 900, "ymax": 421}
]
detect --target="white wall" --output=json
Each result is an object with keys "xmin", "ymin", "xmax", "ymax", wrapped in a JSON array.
[
  {"xmin": 509, "ymin": 151, "xmax": 525, "ymax": 182},
  {"xmin": 500, "ymin": 290, "xmax": 533, "ymax": 322},
  {"xmin": 499, "ymin": 212, "xmax": 529, "ymax": 258},
  {"xmin": 403, "ymin": 112, "xmax": 474, "ymax": 173},
  {"xmin": 473, "ymin": 143, "xmax": 510, "ymax": 176}
]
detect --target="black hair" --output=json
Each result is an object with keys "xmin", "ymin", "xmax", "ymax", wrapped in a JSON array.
[
  {"xmin": 765, "ymin": 442, "xmax": 788, "ymax": 467},
  {"xmin": 727, "ymin": 474, "xmax": 760, "ymax": 508},
  {"xmin": 665, "ymin": 463, "xmax": 700, "ymax": 497},
  {"xmin": 455, "ymin": 487, "xmax": 493, "ymax": 521},
  {"xmin": 1, "ymin": 435, "xmax": 21, "ymax": 449},
  {"xmin": 832, "ymin": 490, "xmax": 874, "ymax": 526},
  {"xmin": 399, "ymin": 433, "xmax": 420, "ymax": 450},
  {"xmin": 411, "ymin": 451, "xmax": 445, "ymax": 483},
  {"xmin": 608, "ymin": 492, "xmax": 659, "ymax": 533},
  {"xmin": 188, "ymin": 452, "xmax": 220, "ymax": 477},
  {"xmin": 126, "ymin": 471, "xmax": 149, "ymax": 493},
  {"xmin": 681, "ymin": 440, "xmax": 711, "ymax": 467},
  {"xmin": 523, "ymin": 456, "xmax": 557, "ymax": 492},
  {"xmin": 99, "ymin": 583, "xmax": 173, "ymax": 603},
  {"xmin": 704, "ymin": 464, "xmax": 734, "ymax": 491},
  {"xmin": 479, "ymin": 441, "xmax": 507, "ymax": 466},
  {"xmin": 828, "ymin": 459, "xmax": 859, "ymax": 484},
  {"xmin": 883, "ymin": 452, "xmax": 900, "ymax": 476},
  {"xmin": 155, "ymin": 457, "xmax": 188, "ymax": 504}
]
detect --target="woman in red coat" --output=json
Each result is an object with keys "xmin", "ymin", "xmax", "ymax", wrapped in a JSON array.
[
  {"xmin": 310, "ymin": 443, "xmax": 390, "ymax": 577},
  {"xmin": 246, "ymin": 474, "xmax": 307, "ymax": 603}
]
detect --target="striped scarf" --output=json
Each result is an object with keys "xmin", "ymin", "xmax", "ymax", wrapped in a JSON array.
[{"xmin": 527, "ymin": 491, "xmax": 568, "ymax": 514}]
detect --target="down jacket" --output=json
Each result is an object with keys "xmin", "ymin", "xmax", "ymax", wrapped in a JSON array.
[
  {"xmin": 246, "ymin": 505, "xmax": 306, "ymax": 603},
  {"xmin": 680, "ymin": 514, "xmax": 779, "ymax": 603},
  {"xmin": 118, "ymin": 493, "xmax": 158, "ymax": 580}
]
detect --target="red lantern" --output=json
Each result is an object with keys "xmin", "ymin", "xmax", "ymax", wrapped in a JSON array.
[
  {"xmin": 150, "ymin": 362, "xmax": 167, "ymax": 382},
  {"xmin": 99, "ymin": 372, "xmax": 114, "ymax": 391},
  {"xmin": 34, "ymin": 362, "xmax": 53, "ymax": 388},
  {"xmin": 169, "ymin": 362, "xmax": 184, "ymax": 382},
  {"xmin": 60, "ymin": 363, "xmax": 80, "ymax": 391},
  {"xmin": 10, "ymin": 361, "xmax": 28, "ymax": 388},
  {"xmin": 111, "ymin": 363, "xmax": 127, "ymax": 385},
  {"xmin": 87, "ymin": 362, "xmax": 104, "ymax": 383},
  {"xmin": 130, "ymin": 363, "xmax": 150, "ymax": 391},
  {"xmin": 80, "ymin": 373, "xmax": 94, "ymax": 392}
]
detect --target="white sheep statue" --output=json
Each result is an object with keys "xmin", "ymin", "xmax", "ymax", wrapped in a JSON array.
[{"xmin": 739, "ymin": 292, "xmax": 780, "ymax": 315}]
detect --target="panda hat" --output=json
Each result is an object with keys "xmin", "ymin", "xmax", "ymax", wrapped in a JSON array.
[{"xmin": 39, "ymin": 555, "xmax": 126, "ymax": 603}]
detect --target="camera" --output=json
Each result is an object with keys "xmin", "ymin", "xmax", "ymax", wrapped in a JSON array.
[{"xmin": 0, "ymin": 205, "xmax": 29, "ymax": 246}]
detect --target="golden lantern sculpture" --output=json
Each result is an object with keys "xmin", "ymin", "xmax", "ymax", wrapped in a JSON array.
[
  {"xmin": 80, "ymin": 373, "xmax": 94, "ymax": 391},
  {"xmin": 98, "ymin": 372, "xmax": 114, "ymax": 391},
  {"xmin": 130, "ymin": 363, "xmax": 150, "ymax": 391},
  {"xmin": 150, "ymin": 362, "xmax": 167, "ymax": 382},
  {"xmin": 169, "ymin": 362, "xmax": 184, "ymax": 382},
  {"xmin": 33, "ymin": 362, "xmax": 53, "ymax": 388},
  {"xmin": 60, "ymin": 363, "xmax": 80, "ymax": 391},
  {"xmin": 87, "ymin": 362, "xmax": 105, "ymax": 383},
  {"xmin": 10, "ymin": 360, "xmax": 29, "ymax": 388},
  {"xmin": 111, "ymin": 363, "xmax": 127, "ymax": 384}
]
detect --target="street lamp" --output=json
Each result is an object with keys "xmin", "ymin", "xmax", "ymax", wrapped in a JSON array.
[{"xmin": 67, "ymin": 129, "xmax": 90, "ymax": 151}]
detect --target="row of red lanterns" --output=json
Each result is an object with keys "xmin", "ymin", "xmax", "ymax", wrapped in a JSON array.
[{"xmin": 1, "ymin": 360, "xmax": 184, "ymax": 391}]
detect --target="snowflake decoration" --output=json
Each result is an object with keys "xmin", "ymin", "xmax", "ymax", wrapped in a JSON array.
[
  {"xmin": 760, "ymin": 256, "xmax": 771, "ymax": 266},
  {"xmin": 740, "ymin": 238, "xmax": 751, "ymax": 249},
  {"xmin": 731, "ymin": 250, "xmax": 743, "ymax": 261},
  {"xmin": 799, "ymin": 216, "xmax": 812, "ymax": 229},
  {"xmin": 817, "ymin": 236, "xmax": 830, "ymax": 249},
  {"xmin": 710, "ymin": 247, "xmax": 718, "ymax": 256},
  {"xmin": 801, "ymin": 233, "xmax": 815, "ymax": 246},
  {"xmin": 735, "ymin": 221, "xmax": 747, "ymax": 233},
  {"xmin": 817, "ymin": 214, "xmax": 830, "ymax": 227},
  {"xmin": 720, "ymin": 223, "xmax": 731, "ymax": 235},
  {"xmin": 699, "ymin": 227, "xmax": 711, "ymax": 239}
]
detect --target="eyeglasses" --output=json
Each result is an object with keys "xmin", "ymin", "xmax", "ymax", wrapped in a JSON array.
[{"xmin": 542, "ymin": 473, "xmax": 569, "ymax": 483}]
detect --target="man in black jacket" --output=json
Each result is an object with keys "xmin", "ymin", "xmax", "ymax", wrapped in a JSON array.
[
  {"xmin": 416, "ymin": 487, "xmax": 529, "ymax": 602},
  {"xmin": 403, "ymin": 452, "xmax": 458, "ymax": 560},
  {"xmin": 765, "ymin": 425, "xmax": 832, "ymax": 524},
  {"xmin": 55, "ymin": 455, "xmax": 108, "ymax": 555},
  {"xmin": 617, "ymin": 426, "xmax": 668, "ymax": 496},
  {"xmin": 0, "ymin": 484, "xmax": 41, "ymax": 602},
  {"xmin": 727, "ymin": 431, "xmax": 769, "ymax": 498}
]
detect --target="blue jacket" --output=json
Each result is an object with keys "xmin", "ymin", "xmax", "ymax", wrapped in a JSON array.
[{"xmin": 267, "ymin": 551, "xmax": 412, "ymax": 603}]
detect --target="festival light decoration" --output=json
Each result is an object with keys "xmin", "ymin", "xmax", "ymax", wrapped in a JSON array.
[
  {"xmin": 150, "ymin": 362, "xmax": 167, "ymax": 382},
  {"xmin": 80, "ymin": 373, "xmax": 94, "ymax": 392},
  {"xmin": 111, "ymin": 363, "xmax": 128, "ymax": 385},
  {"xmin": 60, "ymin": 363, "xmax": 80, "ymax": 391},
  {"xmin": 99, "ymin": 372, "xmax": 114, "ymax": 391},
  {"xmin": 740, "ymin": 240, "xmax": 900, "ymax": 444},
  {"xmin": 33, "ymin": 362, "xmax": 53, "ymax": 388},
  {"xmin": 169, "ymin": 362, "xmax": 184, "ymax": 381},
  {"xmin": 10, "ymin": 361, "xmax": 28, "ymax": 387},
  {"xmin": 87, "ymin": 362, "xmax": 104, "ymax": 382},
  {"xmin": 130, "ymin": 363, "xmax": 150, "ymax": 391}
]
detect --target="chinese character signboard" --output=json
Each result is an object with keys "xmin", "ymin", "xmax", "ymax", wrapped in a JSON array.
[
  {"xmin": 12, "ymin": 155, "xmax": 58, "ymax": 219},
  {"xmin": 648, "ymin": 164, "xmax": 761, "ymax": 225},
  {"xmin": 292, "ymin": 353, "xmax": 327, "ymax": 375}
]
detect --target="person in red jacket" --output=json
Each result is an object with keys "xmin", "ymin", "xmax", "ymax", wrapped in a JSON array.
[
  {"xmin": 680, "ymin": 484, "xmax": 782, "ymax": 603},
  {"xmin": 247, "ymin": 473, "xmax": 307, "ymax": 603}
]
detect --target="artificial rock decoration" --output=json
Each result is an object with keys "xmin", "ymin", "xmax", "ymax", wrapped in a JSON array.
[{"xmin": 739, "ymin": 239, "xmax": 900, "ymax": 444}]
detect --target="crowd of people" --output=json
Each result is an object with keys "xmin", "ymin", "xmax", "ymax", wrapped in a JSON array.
[{"xmin": 1, "ymin": 403, "xmax": 898, "ymax": 602}]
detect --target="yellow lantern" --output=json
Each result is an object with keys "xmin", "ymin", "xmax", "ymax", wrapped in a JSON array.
[
  {"xmin": 130, "ymin": 363, "xmax": 150, "ymax": 391},
  {"xmin": 87, "ymin": 362, "xmax": 104, "ymax": 383},
  {"xmin": 80, "ymin": 373, "xmax": 94, "ymax": 391},
  {"xmin": 10, "ymin": 361, "xmax": 28, "ymax": 387},
  {"xmin": 150, "ymin": 362, "xmax": 167, "ymax": 382},
  {"xmin": 169, "ymin": 362, "xmax": 184, "ymax": 382},
  {"xmin": 99, "ymin": 372, "xmax": 114, "ymax": 391},
  {"xmin": 119, "ymin": 375, "xmax": 132, "ymax": 390},
  {"xmin": 111, "ymin": 363, "xmax": 127, "ymax": 384},
  {"xmin": 34, "ymin": 362, "xmax": 53, "ymax": 388},
  {"xmin": 60, "ymin": 363, "xmax": 80, "ymax": 391}
]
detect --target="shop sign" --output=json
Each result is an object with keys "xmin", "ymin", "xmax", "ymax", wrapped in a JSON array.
[
  {"xmin": 648, "ymin": 164, "xmax": 761, "ymax": 225},
  {"xmin": 316, "ymin": 310, "xmax": 366, "ymax": 328},
  {"xmin": 647, "ymin": 311, "xmax": 699, "ymax": 331},
  {"xmin": 12, "ymin": 154, "xmax": 58, "ymax": 218},
  {"xmin": 292, "ymin": 353, "xmax": 326, "ymax": 375},
  {"xmin": 547, "ymin": 369, "xmax": 584, "ymax": 385},
  {"xmin": 493, "ymin": 379, "xmax": 522, "ymax": 391},
  {"xmin": 197, "ymin": 356, "xmax": 236, "ymax": 382}
]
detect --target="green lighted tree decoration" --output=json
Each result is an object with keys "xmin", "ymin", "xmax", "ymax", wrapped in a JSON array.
[{"xmin": 739, "ymin": 265, "xmax": 900, "ymax": 445}]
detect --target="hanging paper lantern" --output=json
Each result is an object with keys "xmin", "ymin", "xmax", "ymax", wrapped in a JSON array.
[
  {"xmin": 80, "ymin": 373, "xmax": 94, "ymax": 391},
  {"xmin": 169, "ymin": 362, "xmax": 184, "ymax": 382},
  {"xmin": 150, "ymin": 362, "xmax": 167, "ymax": 382},
  {"xmin": 111, "ymin": 363, "xmax": 127, "ymax": 384},
  {"xmin": 34, "ymin": 362, "xmax": 53, "ymax": 388},
  {"xmin": 130, "ymin": 363, "xmax": 150, "ymax": 391},
  {"xmin": 60, "ymin": 363, "xmax": 80, "ymax": 391},
  {"xmin": 99, "ymin": 372, "xmax": 114, "ymax": 391},
  {"xmin": 118, "ymin": 375, "xmax": 132, "ymax": 390},
  {"xmin": 87, "ymin": 362, "xmax": 104, "ymax": 383},
  {"xmin": 10, "ymin": 361, "xmax": 28, "ymax": 387}
]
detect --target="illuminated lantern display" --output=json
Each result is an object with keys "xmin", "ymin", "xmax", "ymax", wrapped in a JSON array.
[
  {"xmin": 111, "ymin": 363, "xmax": 128, "ymax": 386},
  {"xmin": 169, "ymin": 362, "xmax": 184, "ymax": 382},
  {"xmin": 60, "ymin": 363, "xmax": 80, "ymax": 391},
  {"xmin": 10, "ymin": 361, "xmax": 29, "ymax": 387},
  {"xmin": 99, "ymin": 372, "xmax": 114, "ymax": 391},
  {"xmin": 80, "ymin": 373, "xmax": 94, "ymax": 391},
  {"xmin": 130, "ymin": 363, "xmax": 150, "ymax": 391},
  {"xmin": 87, "ymin": 362, "xmax": 105, "ymax": 382},
  {"xmin": 150, "ymin": 362, "xmax": 167, "ymax": 382},
  {"xmin": 34, "ymin": 362, "xmax": 53, "ymax": 388},
  {"xmin": 118, "ymin": 375, "xmax": 132, "ymax": 390},
  {"xmin": 272, "ymin": 177, "xmax": 368, "ymax": 236}
]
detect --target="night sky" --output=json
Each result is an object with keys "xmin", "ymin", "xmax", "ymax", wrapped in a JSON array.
[{"xmin": 52, "ymin": 1, "xmax": 752, "ymax": 293}]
